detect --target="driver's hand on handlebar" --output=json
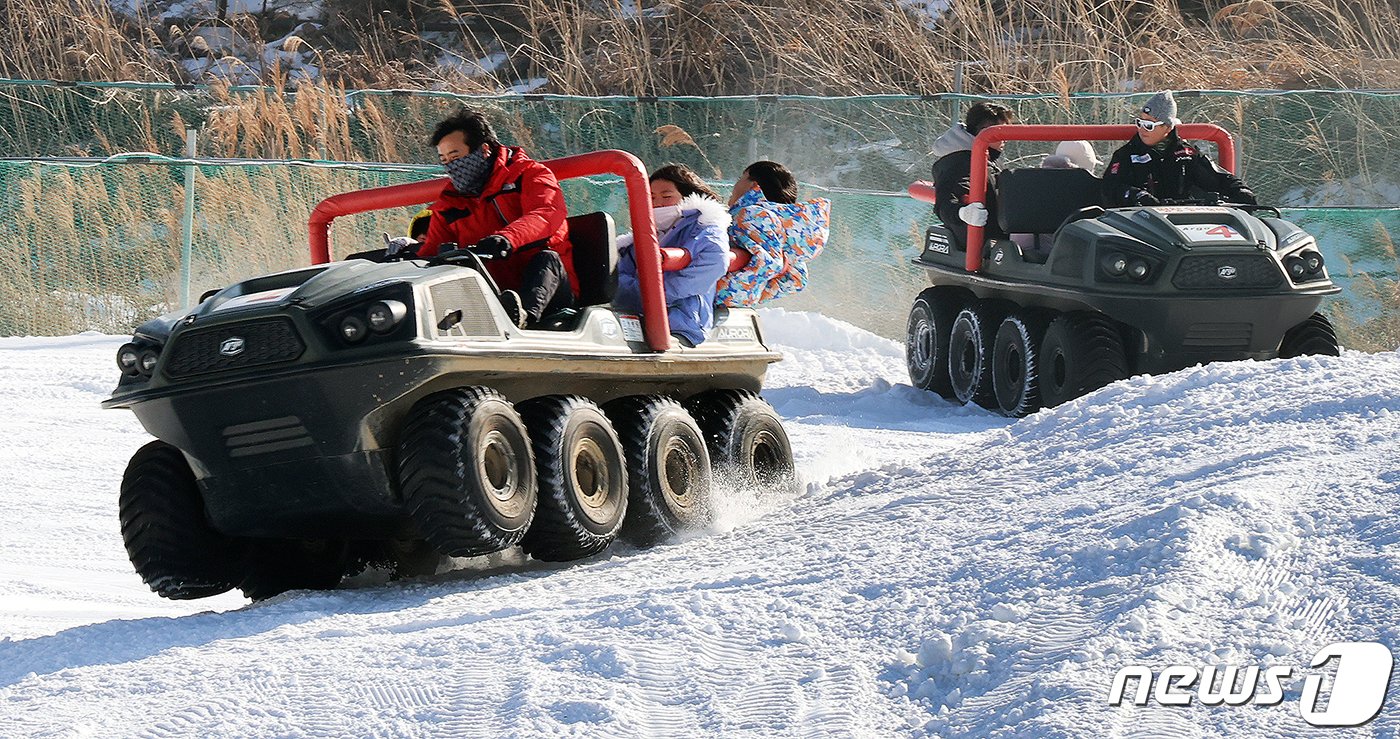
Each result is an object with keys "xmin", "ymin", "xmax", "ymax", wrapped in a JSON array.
[
  {"xmin": 383, "ymin": 234, "xmax": 421, "ymax": 258},
  {"xmin": 468, "ymin": 234, "xmax": 512, "ymax": 261},
  {"xmin": 1129, "ymin": 189, "xmax": 1161, "ymax": 206}
]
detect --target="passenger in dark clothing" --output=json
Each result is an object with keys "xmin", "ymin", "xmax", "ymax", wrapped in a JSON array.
[
  {"xmin": 929, "ymin": 102, "xmax": 1015, "ymax": 251},
  {"xmin": 1102, "ymin": 90, "xmax": 1257, "ymax": 207}
]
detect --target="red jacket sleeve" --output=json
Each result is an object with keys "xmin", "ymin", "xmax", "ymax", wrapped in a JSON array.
[{"xmin": 497, "ymin": 163, "xmax": 566, "ymax": 249}]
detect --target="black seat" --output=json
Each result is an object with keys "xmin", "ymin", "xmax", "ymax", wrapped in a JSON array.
[
  {"xmin": 566, "ymin": 211, "xmax": 618, "ymax": 307},
  {"xmin": 997, "ymin": 168, "xmax": 1104, "ymax": 235}
]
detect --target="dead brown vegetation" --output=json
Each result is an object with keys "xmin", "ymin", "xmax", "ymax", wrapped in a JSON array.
[{"xmin": 2, "ymin": 0, "xmax": 1398, "ymax": 94}]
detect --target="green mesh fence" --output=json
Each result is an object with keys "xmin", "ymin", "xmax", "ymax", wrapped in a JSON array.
[
  {"xmin": 1, "ymin": 157, "xmax": 1394, "ymax": 352},
  {"xmin": 0, "ymin": 80, "xmax": 1396, "ymax": 350},
  {"xmin": 0, "ymin": 81, "xmax": 1397, "ymax": 205}
]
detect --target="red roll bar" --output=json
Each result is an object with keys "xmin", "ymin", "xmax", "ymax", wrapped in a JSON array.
[
  {"xmin": 307, "ymin": 150, "xmax": 672, "ymax": 352},
  {"xmin": 307, "ymin": 178, "xmax": 445, "ymax": 265},
  {"xmin": 912, "ymin": 123, "xmax": 1236, "ymax": 273}
]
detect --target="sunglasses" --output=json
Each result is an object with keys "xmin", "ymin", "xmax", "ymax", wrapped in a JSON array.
[{"xmin": 1134, "ymin": 117, "xmax": 1170, "ymax": 131}]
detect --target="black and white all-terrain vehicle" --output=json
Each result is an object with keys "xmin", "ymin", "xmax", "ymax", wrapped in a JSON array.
[
  {"xmin": 106, "ymin": 150, "xmax": 794, "ymax": 600},
  {"xmin": 906, "ymin": 123, "xmax": 1340, "ymax": 418}
]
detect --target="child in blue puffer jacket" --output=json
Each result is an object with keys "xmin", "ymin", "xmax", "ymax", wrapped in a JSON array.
[{"xmin": 614, "ymin": 164, "xmax": 732, "ymax": 347}]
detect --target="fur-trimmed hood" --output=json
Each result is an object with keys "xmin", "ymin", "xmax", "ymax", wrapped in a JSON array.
[
  {"xmin": 618, "ymin": 194, "xmax": 730, "ymax": 250},
  {"xmin": 676, "ymin": 193, "xmax": 731, "ymax": 229}
]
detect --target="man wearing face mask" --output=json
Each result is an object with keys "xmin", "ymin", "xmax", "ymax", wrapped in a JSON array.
[
  {"xmin": 929, "ymin": 102, "xmax": 1016, "ymax": 252},
  {"xmin": 418, "ymin": 109, "xmax": 577, "ymax": 328},
  {"xmin": 1102, "ymin": 90, "xmax": 1256, "ymax": 207}
]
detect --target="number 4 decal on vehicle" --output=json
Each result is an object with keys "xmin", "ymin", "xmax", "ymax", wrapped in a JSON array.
[{"xmin": 1179, "ymin": 223, "xmax": 1250, "ymax": 243}]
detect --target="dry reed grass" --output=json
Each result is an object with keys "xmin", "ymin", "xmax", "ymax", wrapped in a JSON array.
[
  {"xmin": 2, "ymin": 0, "xmax": 1399, "ymax": 94},
  {"xmin": 445, "ymin": 0, "xmax": 1400, "ymax": 95},
  {"xmin": 0, "ymin": 162, "xmax": 418, "ymax": 335}
]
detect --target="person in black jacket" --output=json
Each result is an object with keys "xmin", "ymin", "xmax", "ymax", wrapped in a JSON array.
[
  {"xmin": 1102, "ymin": 90, "xmax": 1257, "ymax": 207},
  {"xmin": 930, "ymin": 102, "xmax": 1015, "ymax": 251}
]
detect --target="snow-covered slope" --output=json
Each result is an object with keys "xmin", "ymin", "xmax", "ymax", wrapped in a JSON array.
[{"xmin": 1, "ymin": 309, "xmax": 1397, "ymax": 737}]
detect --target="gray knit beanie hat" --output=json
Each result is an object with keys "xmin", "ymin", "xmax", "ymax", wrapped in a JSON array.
[{"xmin": 1140, "ymin": 90, "xmax": 1178, "ymax": 122}]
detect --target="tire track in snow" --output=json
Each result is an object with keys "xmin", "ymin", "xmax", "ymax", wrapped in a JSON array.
[
  {"xmin": 1116, "ymin": 710, "xmax": 1212, "ymax": 739},
  {"xmin": 610, "ymin": 636, "xmax": 723, "ymax": 738},
  {"xmin": 144, "ymin": 695, "xmax": 253, "ymax": 739},
  {"xmin": 724, "ymin": 672, "xmax": 801, "ymax": 731},
  {"xmin": 956, "ymin": 591, "xmax": 1122, "ymax": 725},
  {"xmin": 796, "ymin": 663, "xmax": 861, "ymax": 738},
  {"xmin": 1291, "ymin": 596, "xmax": 1346, "ymax": 645},
  {"xmin": 352, "ymin": 679, "xmax": 456, "ymax": 736}
]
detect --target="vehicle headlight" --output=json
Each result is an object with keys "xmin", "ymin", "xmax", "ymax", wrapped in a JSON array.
[
  {"xmin": 1096, "ymin": 247, "xmax": 1161, "ymax": 284},
  {"xmin": 366, "ymin": 300, "xmax": 407, "ymax": 333},
  {"xmin": 316, "ymin": 284, "xmax": 414, "ymax": 348},
  {"xmin": 117, "ymin": 341, "xmax": 164, "ymax": 377},
  {"xmin": 1302, "ymin": 250, "xmax": 1324, "ymax": 274},
  {"xmin": 1102, "ymin": 253, "xmax": 1128, "ymax": 277},
  {"xmin": 117, "ymin": 344, "xmax": 142, "ymax": 375},
  {"xmin": 339, "ymin": 315, "xmax": 369, "ymax": 343}
]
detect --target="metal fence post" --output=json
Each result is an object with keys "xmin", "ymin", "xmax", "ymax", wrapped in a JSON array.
[
  {"xmin": 180, "ymin": 128, "xmax": 196, "ymax": 307},
  {"xmin": 952, "ymin": 61, "xmax": 965, "ymax": 128}
]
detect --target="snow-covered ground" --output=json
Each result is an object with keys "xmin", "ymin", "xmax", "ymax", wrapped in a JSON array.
[{"xmin": 1, "ymin": 308, "xmax": 1398, "ymax": 736}]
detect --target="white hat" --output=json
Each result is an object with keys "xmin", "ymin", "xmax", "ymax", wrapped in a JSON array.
[{"xmin": 1054, "ymin": 140, "xmax": 1101, "ymax": 170}]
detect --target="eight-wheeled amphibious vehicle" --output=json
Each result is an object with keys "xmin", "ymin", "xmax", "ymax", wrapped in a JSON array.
[
  {"xmin": 106, "ymin": 150, "xmax": 794, "ymax": 600},
  {"xmin": 906, "ymin": 124, "xmax": 1341, "ymax": 418}
]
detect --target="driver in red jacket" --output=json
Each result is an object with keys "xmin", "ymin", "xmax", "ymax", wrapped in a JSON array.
[{"xmin": 418, "ymin": 109, "xmax": 578, "ymax": 328}]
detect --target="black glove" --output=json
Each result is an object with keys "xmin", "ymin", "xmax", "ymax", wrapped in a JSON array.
[
  {"xmin": 469, "ymin": 234, "xmax": 512, "ymax": 260},
  {"xmin": 1130, "ymin": 189, "xmax": 1160, "ymax": 206}
]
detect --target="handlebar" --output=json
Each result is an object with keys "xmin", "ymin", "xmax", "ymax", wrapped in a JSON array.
[{"xmin": 1150, "ymin": 197, "xmax": 1278, "ymax": 217}]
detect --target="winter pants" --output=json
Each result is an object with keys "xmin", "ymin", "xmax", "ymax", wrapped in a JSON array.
[{"xmin": 521, "ymin": 249, "xmax": 575, "ymax": 323}]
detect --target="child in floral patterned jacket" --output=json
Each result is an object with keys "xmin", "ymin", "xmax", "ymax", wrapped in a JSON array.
[{"xmin": 717, "ymin": 161, "xmax": 830, "ymax": 307}]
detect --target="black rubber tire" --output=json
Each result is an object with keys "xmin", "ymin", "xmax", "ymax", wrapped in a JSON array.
[
  {"xmin": 398, "ymin": 387, "xmax": 537, "ymax": 558},
  {"xmin": 608, "ymin": 396, "xmax": 714, "ymax": 547},
  {"xmin": 1038, "ymin": 312, "xmax": 1129, "ymax": 408},
  {"xmin": 238, "ymin": 539, "xmax": 350, "ymax": 601},
  {"xmin": 686, "ymin": 389, "xmax": 796, "ymax": 494},
  {"xmin": 948, "ymin": 301, "xmax": 1007, "ymax": 410},
  {"xmin": 906, "ymin": 288, "xmax": 961, "ymax": 399},
  {"xmin": 518, "ymin": 396, "xmax": 628, "ymax": 561},
  {"xmin": 992, "ymin": 310, "xmax": 1055, "ymax": 418},
  {"xmin": 118, "ymin": 440, "xmax": 241, "ymax": 600},
  {"xmin": 1278, "ymin": 312, "xmax": 1341, "ymax": 359}
]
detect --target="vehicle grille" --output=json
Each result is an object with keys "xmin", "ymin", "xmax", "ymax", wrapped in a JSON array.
[
  {"xmin": 1171, "ymin": 255, "xmax": 1282, "ymax": 289},
  {"xmin": 164, "ymin": 317, "xmax": 305, "ymax": 378},
  {"xmin": 430, "ymin": 279, "xmax": 498, "ymax": 338},
  {"xmin": 1182, "ymin": 322, "xmax": 1253, "ymax": 350},
  {"xmin": 223, "ymin": 415, "xmax": 314, "ymax": 458}
]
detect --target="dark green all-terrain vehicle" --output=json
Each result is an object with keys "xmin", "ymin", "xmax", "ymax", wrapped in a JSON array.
[
  {"xmin": 907, "ymin": 124, "xmax": 1340, "ymax": 418},
  {"xmin": 106, "ymin": 150, "xmax": 794, "ymax": 600}
]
